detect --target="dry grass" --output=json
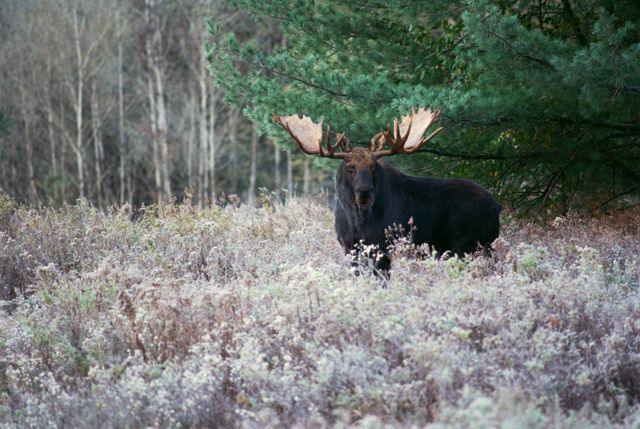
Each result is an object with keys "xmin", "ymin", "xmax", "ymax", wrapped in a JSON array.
[{"xmin": 1, "ymin": 192, "xmax": 639, "ymax": 428}]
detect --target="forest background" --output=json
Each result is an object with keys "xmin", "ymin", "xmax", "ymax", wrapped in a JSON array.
[
  {"xmin": 1, "ymin": 0, "xmax": 639, "ymax": 215},
  {"xmin": 2, "ymin": 2, "xmax": 640, "ymax": 427}
]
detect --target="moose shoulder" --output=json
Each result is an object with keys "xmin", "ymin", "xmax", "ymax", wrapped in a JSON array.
[{"xmin": 275, "ymin": 108, "xmax": 501, "ymax": 270}]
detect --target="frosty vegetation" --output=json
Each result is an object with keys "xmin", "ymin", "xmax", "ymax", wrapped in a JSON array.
[{"xmin": 1, "ymin": 191, "xmax": 639, "ymax": 428}]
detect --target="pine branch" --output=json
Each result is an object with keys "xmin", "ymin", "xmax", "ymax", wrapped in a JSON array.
[
  {"xmin": 487, "ymin": 28, "xmax": 553, "ymax": 67},
  {"xmin": 224, "ymin": 45, "xmax": 350, "ymax": 98},
  {"xmin": 416, "ymin": 147, "xmax": 545, "ymax": 161},
  {"xmin": 561, "ymin": 0, "xmax": 588, "ymax": 47},
  {"xmin": 348, "ymin": 139, "xmax": 547, "ymax": 160},
  {"xmin": 255, "ymin": 59, "xmax": 350, "ymax": 98}
]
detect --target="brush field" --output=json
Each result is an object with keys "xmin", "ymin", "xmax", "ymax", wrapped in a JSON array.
[{"xmin": 1, "ymin": 193, "xmax": 640, "ymax": 428}]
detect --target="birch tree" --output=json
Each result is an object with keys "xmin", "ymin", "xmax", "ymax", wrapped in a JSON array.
[
  {"xmin": 248, "ymin": 125, "xmax": 258, "ymax": 204},
  {"xmin": 198, "ymin": 40, "xmax": 209, "ymax": 205},
  {"xmin": 56, "ymin": 0, "xmax": 115, "ymax": 201},
  {"xmin": 145, "ymin": 0, "xmax": 171, "ymax": 201},
  {"xmin": 90, "ymin": 80, "xmax": 105, "ymax": 209},
  {"xmin": 208, "ymin": 86, "xmax": 216, "ymax": 199},
  {"xmin": 116, "ymin": 5, "xmax": 129, "ymax": 206},
  {"xmin": 18, "ymin": 76, "xmax": 39, "ymax": 208}
]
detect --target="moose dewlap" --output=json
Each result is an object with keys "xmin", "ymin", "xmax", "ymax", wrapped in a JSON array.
[{"xmin": 275, "ymin": 108, "xmax": 501, "ymax": 270}]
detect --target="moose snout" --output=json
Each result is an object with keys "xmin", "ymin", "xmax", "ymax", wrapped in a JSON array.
[{"xmin": 355, "ymin": 187, "xmax": 375, "ymax": 208}]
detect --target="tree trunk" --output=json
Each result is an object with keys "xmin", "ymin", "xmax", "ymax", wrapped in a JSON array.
[
  {"xmin": 229, "ymin": 107, "xmax": 239, "ymax": 194},
  {"xmin": 47, "ymin": 98, "xmax": 58, "ymax": 204},
  {"xmin": 274, "ymin": 142, "xmax": 281, "ymax": 194},
  {"xmin": 208, "ymin": 87, "xmax": 216, "ymax": 199},
  {"xmin": 127, "ymin": 159, "xmax": 133, "ymax": 207},
  {"xmin": 73, "ymin": 4, "xmax": 85, "ymax": 200},
  {"xmin": 117, "ymin": 9, "xmax": 127, "ymax": 206},
  {"xmin": 146, "ymin": 0, "xmax": 170, "ymax": 201},
  {"xmin": 187, "ymin": 85, "xmax": 196, "ymax": 190},
  {"xmin": 60, "ymin": 95, "xmax": 68, "ymax": 204},
  {"xmin": 147, "ymin": 67, "xmax": 161, "ymax": 203},
  {"xmin": 75, "ymin": 145, "xmax": 85, "ymax": 202},
  {"xmin": 91, "ymin": 80, "xmax": 104, "ymax": 209},
  {"xmin": 248, "ymin": 125, "xmax": 258, "ymax": 204},
  {"xmin": 287, "ymin": 149, "xmax": 293, "ymax": 196},
  {"xmin": 303, "ymin": 159, "xmax": 310, "ymax": 194},
  {"xmin": 198, "ymin": 46, "xmax": 208, "ymax": 206},
  {"xmin": 145, "ymin": 0, "xmax": 161, "ymax": 203},
  {"xmin": 46, "ymin": 52, "xmax": 59, "ymax": 204},
  {"xmin": 19, "ymin": 82, "xmax": 39, "ymax": 208},
  {"xmin": 154, "ymin": 64, "xmax": 171, "ymax": 197}
]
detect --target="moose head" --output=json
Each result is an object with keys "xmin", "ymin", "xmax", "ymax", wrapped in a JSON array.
[{"xmin": 274, "ymin": 108, "xmax": 444, "ymax": 210}]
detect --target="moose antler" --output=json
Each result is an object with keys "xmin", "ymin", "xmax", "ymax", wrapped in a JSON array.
[
  {"xmin": 373, "ymin": 107, "xmax": 444, "ymax": 158},
  {"xmin": 274, "ymin": 114, "xmax": 352, "ymax": 159}
]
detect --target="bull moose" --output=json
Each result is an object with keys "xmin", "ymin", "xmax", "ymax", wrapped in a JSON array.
[{"xmin": 275, "ymin": 108, "xmax": 501, "ymax": 270}]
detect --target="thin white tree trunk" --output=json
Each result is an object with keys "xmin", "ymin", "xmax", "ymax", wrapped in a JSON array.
[
  {"xmin": 147, "ymin": 73, "xmax": 161, "ymax": 203},
  {"xmin": 145, "ymin": 0, "xmax": 171, "ymax": 200},
  {"xmin": 208, "ymin": 87, "xmax": 216, "ymax": 199},
  {"xmin": 117, "ymin": 9, "xmax": 127, "ymax": 206},
  {"xmin": 145, "ymin": 0, "xmax": 161, "ymax": 202},
  {"xmin": 229, "ymin": 107, "xmax": 239, "ymax": 194},
  {"xmin": 287, "ymin": 149, "xmax": 293, "ymax": 196},
  {"xmin": 274, "ymin": 143, "xmax": 281, "ymax": 194},
  {"xmin": 60, "ymin": 95, "xmax": 68, "ymax": 203},
  {"xmin": 303, "ymin": 159, "xmax": 310, "ymax": 194},
  {"xmin": 248, "ymin": 125, "xmax": 258, "ymax": 204},
  {"xmin": 74, "ymin": 136, "xmax": 85, "ymax": 201},
  {"xmin": 154, "ymin": 65, "xmax": 171, "ymax": 197},
  {"xmin": 198, "ymin": 48, "xmax": 208, "ymax": 206},
  {"xmin": 187, "ymin": 86, "xmax": 196, "ymax": 189},
  {"xmin": 46, "ymin": 52, "xmax": 59, "ymax": 204},
  {"xmin": 19, "ymin": 82, "xmax": 39, "ymax": 207},
  {"xmin": 73, "ymin": 3, "xmax": 85, "ymax": 200},
  {"xmin": 47, "ymin": 98, "xmax": 58, "ymax": 203},
  {"xmin": 149, "ymin": 0, "xmax": 170, "ymax": 197},
  {"xmin": 127, "ymin": 158, "xmax": 133, "ymax": 207},
  {"xmin": 91, "ymin": 80, "xmax": 104, "ymax": 209}
]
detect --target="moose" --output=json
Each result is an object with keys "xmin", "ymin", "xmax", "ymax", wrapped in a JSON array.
[{"xmin": 275, "ymin": 108, "xmax": 501, "ymax": 270}]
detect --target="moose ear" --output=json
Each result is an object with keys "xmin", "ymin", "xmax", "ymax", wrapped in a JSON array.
[{"xmin": 369, "ymin": 132, "xmax": 385, "ymax": 152}]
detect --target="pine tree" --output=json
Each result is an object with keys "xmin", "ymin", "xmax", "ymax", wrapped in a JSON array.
[{"xmin": 207, "ymin": 0, "xmax": 640, "ymax": 214}]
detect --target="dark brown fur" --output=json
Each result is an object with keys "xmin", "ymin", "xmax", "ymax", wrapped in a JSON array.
[{"xmin": 334, "ymin": 149, "xmax": 501, "ymax": 270}]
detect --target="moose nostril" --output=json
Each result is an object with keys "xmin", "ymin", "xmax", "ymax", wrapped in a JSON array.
[{"xmin": 356, "ymin": 190, "xmax": 374, "ymax": 206}]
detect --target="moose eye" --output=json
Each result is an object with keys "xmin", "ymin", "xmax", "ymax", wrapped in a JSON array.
[{"xmin": 346, "ymin": 165, "xmax": 356, "ymax": 174}]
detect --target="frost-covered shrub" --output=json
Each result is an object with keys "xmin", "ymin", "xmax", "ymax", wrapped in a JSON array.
[{"xmin": 1, "ymin": 198, "xmax": 639, "ymax": 428}]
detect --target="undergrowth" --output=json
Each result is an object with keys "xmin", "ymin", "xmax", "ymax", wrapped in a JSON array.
[{"xmin": 1, "ymin": 193, "xmax": 639, "ymax": 428}]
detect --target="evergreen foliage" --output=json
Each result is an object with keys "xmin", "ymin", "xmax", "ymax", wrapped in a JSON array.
[{"xmin": 207, "ymin": 0, "xmax": 640, "ymax": 214}]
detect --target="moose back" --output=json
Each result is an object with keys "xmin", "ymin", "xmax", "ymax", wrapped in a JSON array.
[{"xmin": 275, "ymin": 108, "xmax": 501, "ymax": 270}]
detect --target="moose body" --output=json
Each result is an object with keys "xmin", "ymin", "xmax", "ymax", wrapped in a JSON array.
[
  {"xmin": 334, "ymin": 151, "xmax": 501, "ymax": 270},
  {"xmin": 275, "ymin": 107, "xmax": 501, "ymax": 270}
]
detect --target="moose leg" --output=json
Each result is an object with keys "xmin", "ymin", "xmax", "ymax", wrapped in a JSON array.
[
  {"xmin": 374, "ymin": 252, "xmax": 391, "ymax": 272},
  {"xmin": 450, "ymin": 238, "xmax": 478, "ymax": 259},
  {"xmin": 343, "ymin": 242, "xmax": 390, "ymax": 276},
  {"xmin": 451, "ymin": 238, "xmax": 496, "ymax": 259}
]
